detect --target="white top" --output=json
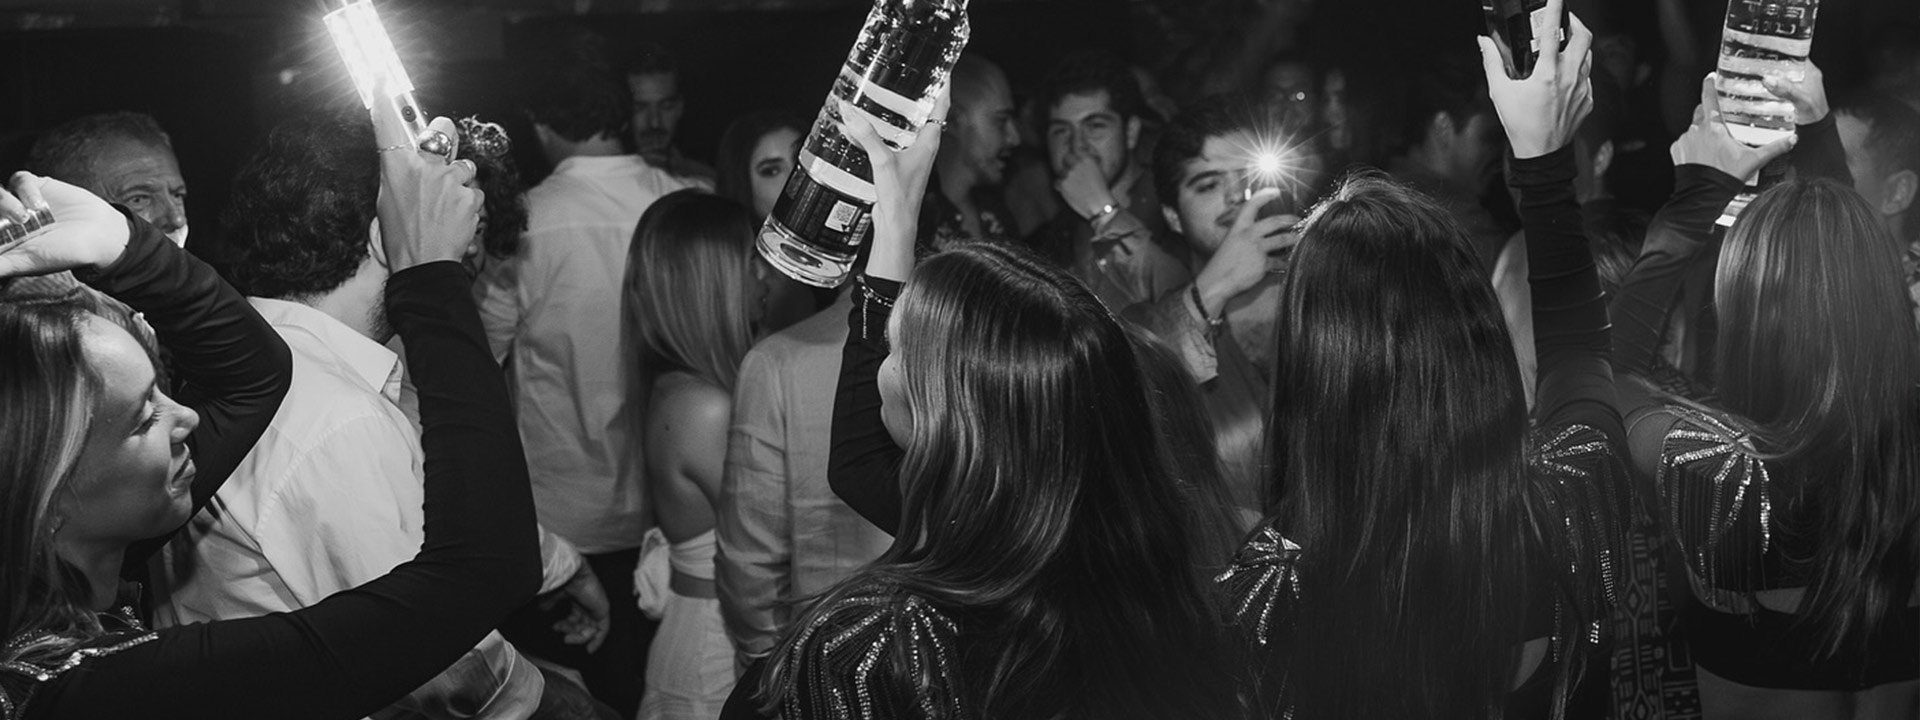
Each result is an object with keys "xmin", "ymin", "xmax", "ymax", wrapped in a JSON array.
[
  {"xmin": 475, "ymin": 154, "xmax": 705, "ymax": 553},
  {"xmin": 157, "ymin": 298, "xmax": 580, "ymax": 719}
]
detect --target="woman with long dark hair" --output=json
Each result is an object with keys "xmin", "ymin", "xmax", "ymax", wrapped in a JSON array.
[
  {"xmin": 714, "ymin": 109, "xmax": 822, "ymax": 333},
  {"xmin": 753, "ymin": 87, "xmax": 1246, "ymax": 719},
  {"xmin": 1219, "ymin": 7, "xmax": 1632, "ymax": 718},
  {"xmin": 1610, "ymin": 69, "xmax": 1919, "ymax": 719},
  {"xmin": 0, "ymin": 112, "xmax": 542, "ymax": 718}
]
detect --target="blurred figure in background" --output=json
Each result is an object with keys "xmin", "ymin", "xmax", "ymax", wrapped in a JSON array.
[
  {"xmin": 925, "ymin": 54, "xmax": 1020, "ymax": 246},
  {"xmin": 1833, "ymin": 93, "xmax": 1920, "ymax": 323},
  {"xmin": 1129, "ymin": 94, "xmax": 1299, "ymax": 511},
  {"xmin": 626, "ymin": 42, "xmax": 716, "ymax": 187},
  {"xmin": 27, "ymin": 111, "xmax": 190, "ymax": 246},
  {"xmin": 1026, "ymin": 50, "xmax": 1189, "ymax": 311},
  {"xmin": 480, "ymin": 26, "xmax": 698, "ymax": 715},
  {"xmin": 715, "ymin": 108, "xmax": 820, "ymax": 333}
]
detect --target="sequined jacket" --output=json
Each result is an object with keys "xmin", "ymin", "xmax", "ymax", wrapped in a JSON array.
[
  {"xmin": 774, "ymin": 583, "xmax": 969, "ymax": 720},
  {"xmin": 1217, "ymin": 423, "xmax": 1631, "ymax": 719}
]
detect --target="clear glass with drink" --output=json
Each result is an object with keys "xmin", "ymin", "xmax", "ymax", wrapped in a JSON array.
[
  {"xmin": 1715, "ymin": 0, "xmax": 1820, "ymax": 147},
  {"xmin": 758, "ymin": 0, "xmax": 970, "ymax": 287}
]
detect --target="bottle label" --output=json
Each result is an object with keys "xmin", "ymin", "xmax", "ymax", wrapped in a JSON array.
[
  {"xmin": 799, "ymin": 149, "xmax": 878, "ymax": 203},
  {"xmin": 826, "ymin": 200, "xmax": 862, "ymax": 233}
]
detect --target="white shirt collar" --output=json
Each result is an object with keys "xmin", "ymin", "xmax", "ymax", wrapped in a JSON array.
[{"xmin": 248, "ymin": 297, "xmax": 401, "ymax": 399}]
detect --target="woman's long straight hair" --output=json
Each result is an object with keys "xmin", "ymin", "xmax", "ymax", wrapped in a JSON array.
[
  {"xmin": 0, "ymin": 288, "xmax": 141, "ymax": 667},
  {"xmin": 1712, "ymin": 178, "xmax": 1920, "ymax": 660},
  {"xmin": 1266, "ymin": 174, "xmax": 1537, "ymax": 719},
  {"xmin": 773, "ymin": 243, "xmax": 1244, "ymax": 719}
]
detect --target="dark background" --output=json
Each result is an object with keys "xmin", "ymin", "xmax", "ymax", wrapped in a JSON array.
[{"xmin": 0, "ymin": 0, "xmax": 1909, "ymax": 263}]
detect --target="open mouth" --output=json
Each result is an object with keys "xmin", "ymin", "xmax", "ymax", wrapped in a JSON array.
[{"xmin": 169, "ymin": 458, "xmax": 197, "ymax": 494}]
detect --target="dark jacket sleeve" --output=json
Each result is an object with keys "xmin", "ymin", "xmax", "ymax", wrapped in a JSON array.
[
  {"xmin": 1510, "ymin": 146, "xmax": 1624, "ymax": 445},
  {"xmin": 77, "ymin": 211, "xmax": 291, "ymax": 509},
  {"xmin": 1606, "ymin": 164, "xmax": 1745, "ymax": 387},
  {"xmin": 30, "ymin": 262, "xmax": 543, "ymax": 720},
  {"xmin": 1791, "ymin": 114, "xmax": 1850, "ymax": 186},
  {"xmin": 827, "ymin": 276, "xmax": 905, "ymax": 537}
]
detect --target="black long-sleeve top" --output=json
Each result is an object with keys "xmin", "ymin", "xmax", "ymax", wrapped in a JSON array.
[
  {"xmin": 1516, "ymin": 145, "xmax": 1626, "ymax": 444},
  {"xmin": 15, "ymin": 215, "xmax": 543, "ymax": 719},
  {"xmin": 827, "ymin": 276, "xmax": 906, "ymax": 536}
]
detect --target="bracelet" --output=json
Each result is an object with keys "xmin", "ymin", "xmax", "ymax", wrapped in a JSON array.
[
  {"xmin": 1189, "ymin": 284, "xmax": 1224, "ymax": 330},
  {"xmin": 1087, "ymin": 203, "xmax": 1119, "ymax": 228}
]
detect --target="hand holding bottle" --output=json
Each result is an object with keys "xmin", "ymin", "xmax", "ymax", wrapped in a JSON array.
[
  {"xmin": 838, "ymin": 87, "xmax": 951, "ymax": 283},
  {"xmin": 0, "ymin": 172, "xmax": 132, "ymax": 277},
  {"xmin": 1477, "ymin": 0, "xmax": 1594, "ymax": 159},
  {"xmin": 1672, "ymin": 73, "xmax": 1798, "ymax": 182},
  {"xmin": 1761, "ymin": 61, "xmax": 1829, "ymax": 125}
]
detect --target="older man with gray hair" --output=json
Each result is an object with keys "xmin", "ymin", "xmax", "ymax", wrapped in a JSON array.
[{"xmin": 28, "ymin": 111, "xmax": 191, "ymax": 246}]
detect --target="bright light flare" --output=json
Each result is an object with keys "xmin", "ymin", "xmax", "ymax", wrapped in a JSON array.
[
  {"xmin": 1235, "ymin": 131, "xmax": 1315, "ymax": 203},
  {"xmin": 325, "ymin": 0, "xmax": 413, "ymax": 110}
]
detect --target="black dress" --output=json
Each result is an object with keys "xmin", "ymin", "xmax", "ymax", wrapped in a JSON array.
[{"xmin": 1, "ymin": 212, "xmax": 544, "ymax": 720}]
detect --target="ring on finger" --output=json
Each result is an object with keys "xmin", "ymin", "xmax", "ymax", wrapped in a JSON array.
[
  {"xmin": 415, "ymin": 130, "xmax": 455, "ymax": 163},
  {"xmin": 0, "ymin": 217, "xmax": 22, "ymax": 243}
]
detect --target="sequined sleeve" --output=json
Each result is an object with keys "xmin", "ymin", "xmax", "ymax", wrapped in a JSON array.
[
  {"xmin": 1215, "ymin": 524, "xmax": 1302, "ymax": 651},
  {"xmin": 1648, "ymin": 406, "xmax": 1775, "ymax": 608},
  {"xmin": 1527, "ymin": 423, "xmax": 1633, "ymax": 650},
  {"xmin": 779, "ymin": 589, "xmax": 968, "ymax": 720}
]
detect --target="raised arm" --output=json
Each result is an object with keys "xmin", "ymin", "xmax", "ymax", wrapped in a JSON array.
[
  {"xmin": 826, "ymin": 93, "xmax": 947, "ymax": 536},
  {"xmin": 1607, "ymin": 75, "xmax": 1797, "ymax": 384},
  {"xmin": 1480, "ymin": 7, "xmax": 1624, "ymax": 440},
  {"xmin": 2, "ymin": 174, "xmax": 291, "ymax": 509},
  {"xmin": 20, "ymin": 116, "xmax": 541, "ymax": 720},
  {"xmin": 1761, "ymin": 64, "xmax": 1849, "ymax": 185}
]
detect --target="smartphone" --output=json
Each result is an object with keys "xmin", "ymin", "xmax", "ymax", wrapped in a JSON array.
[{"xmin": 1483, "ymin": 0, "xmax": 1569, "ymax": 79}]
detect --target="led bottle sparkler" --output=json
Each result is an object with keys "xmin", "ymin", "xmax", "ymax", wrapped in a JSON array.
[{"xmin": 325, "ymin": 0, "xmax": 451, "ymax": 160}]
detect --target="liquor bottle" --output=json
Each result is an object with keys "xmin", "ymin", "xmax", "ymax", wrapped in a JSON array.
[
  {"xmin": 1482, "ymin": 0, "xmax": 1565, "ymax": 79},
  {"xmin": 1715, "ymin": 0, "xmax": 1820, "ymax": 147},
  {"xmin": 758, "ymin": 0, "xmax": 970, "ymax": 288}
]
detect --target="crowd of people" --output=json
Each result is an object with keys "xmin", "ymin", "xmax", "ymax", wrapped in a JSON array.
[{"xmin": 0, "ymin": 0, "xmax": 1916, "ymax": 718}]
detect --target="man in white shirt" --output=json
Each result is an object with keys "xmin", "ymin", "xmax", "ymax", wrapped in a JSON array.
[
  {"xmin": 160, "ymin": 115, "xmax": 609, "ymax": 720},
  {"xmin": 715, "ymin": 291, "xmax": 893, "ymax": 673},
  {"xmin": 476, "ymin": 27, "xmax": 702, "ymax": 716}
]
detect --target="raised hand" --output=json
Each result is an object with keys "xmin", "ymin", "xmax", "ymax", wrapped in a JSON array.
[
  {"xmin": 1672, "ymin": 73, "xmax": 1798, "ymax": 182},
  {"xmin": 371, "ymin": 106, "xmax": 484, "ymax": 272},
  {"xmin": 1191, "ymin": 188, "xmax": 1300, "ymax": 317},
  {"xmin": 1477, "ymin": 0, "xmax": 1595, "ymax": 159},
  {"xmin": 0, "ymin": 172, "xmax": 133, "ymax": 278},
  {"xmin": 1056, "ymin": 151, "xmax": 1118, "ymax": 220},
  {"xmin": 1760, "ymin": 61, "xmax": 1829, "ymax": 126},
  {"xmin": 837, "ymin": 86, "xmax": 951, "ymax": 282}
]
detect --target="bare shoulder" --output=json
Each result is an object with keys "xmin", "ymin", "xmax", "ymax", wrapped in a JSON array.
[{"xmin": 648, "ymin": 372, "xmax": 734, "ymax": 434}]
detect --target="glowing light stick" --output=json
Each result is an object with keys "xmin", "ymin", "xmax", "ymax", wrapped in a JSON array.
[{"xmin": 325, "ymin": 0, "xmax": 450, "ymax": 159}]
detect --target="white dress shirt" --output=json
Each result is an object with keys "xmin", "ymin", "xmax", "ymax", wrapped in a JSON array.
[
  {"xmin": 475, "ymin": 154, "xmax": 702, "ymax": 553},
  {"xmin": 158, "ymin": 298, "xmax": 575, "ymax": 720}
]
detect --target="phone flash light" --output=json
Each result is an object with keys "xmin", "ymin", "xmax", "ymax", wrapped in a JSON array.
[{"xmin": 1253, "ymin": 152, "xmax": 1285, "ymax": 178}]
